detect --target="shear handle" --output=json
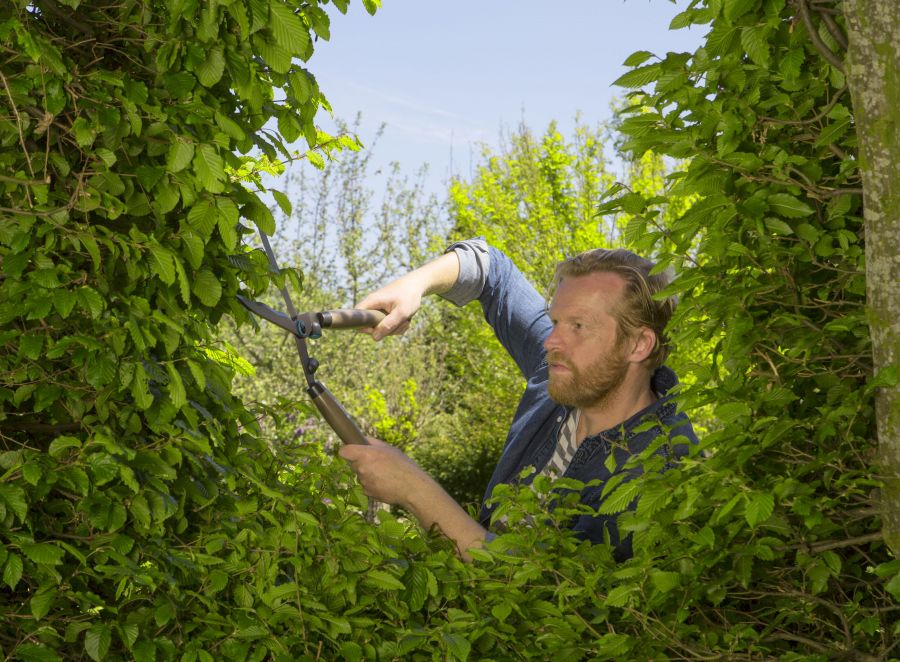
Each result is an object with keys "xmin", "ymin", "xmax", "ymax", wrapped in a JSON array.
[
  {"xmin": 308, "ymin": 381, "xmax": 368, "ymax": 445},
  {"xmin": 318, "ymin": 309, "xmax": 386, "ymax": 330}
]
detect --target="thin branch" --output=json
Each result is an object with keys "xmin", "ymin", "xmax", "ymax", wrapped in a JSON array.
[
  {"xmin": 809, "ymin": 0, "xmax": 842, "ymax": 14},
  {"xmin": 0, "ymin": 205, "xmax": 68, "ymax": 216},
  {"xmin": 795, "ymin": 0, "xmax": 846, "ymax": 71},
  {"xmin": 35, "ymin": 0, "xmax": 96, "ymax": 37},
  {"xmin": 753, "ymin": 348, "xmax": 782, "ymax": 384},
  {"xmin": 759, "ymin": 85, "xmax": 848, "ymax": 126},
  {"xmin": 818, "ymin": 9, "xmax": 848, "ymax": 50},
  {"xmin": 0, "ymin": 69, "xmax": 36, "ymax": 203},
  {"xmin": 0, "ymin": 420, "xmax": 82, "ymax": 435},
  {"xmin": 768, "ymin": 631, "xmax": 831, "ymax": 653},
  {"xmin": 809, "ymin": 531, "xmax": 882, "ymax": 553},
  {"xmin": 827, "ymin": 142, "xmax": 849, "ymax": 160},
  {"xmin": 0, "ymin": 174, "xmax": 51, "ymax": 185},
  {"xmin": 826, "ymin": 187, "xmax": 863, "ymax": 197}
]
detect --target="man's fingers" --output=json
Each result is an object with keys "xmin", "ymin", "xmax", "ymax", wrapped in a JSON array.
[
  {"xmin": 339, "ymin": 438, "xmax": 388, "ymax": 462},
  {"xmin": 371, "ymin": 308, "xmax": 410, "ymax": 340},
  {"xmin": 355, "ymin": 293, "xmax": 386, "ymax": 312},
  {"xmin": 338, "ymin": 445, "xmax": 364, "ymax": 462},
  {"xmin": 355, "ymin": 294, "xmax": 406, "ymax": 340}
]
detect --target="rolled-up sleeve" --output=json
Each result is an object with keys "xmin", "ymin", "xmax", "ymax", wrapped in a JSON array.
[{"xmin": 440, "ymin": 237, "xmax": 490, "ymax": 306}]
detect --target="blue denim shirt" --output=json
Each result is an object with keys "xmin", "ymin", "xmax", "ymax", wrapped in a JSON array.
[{"xmin": 443, "ymin": 239, "xmax": 698, "ymax": 559}]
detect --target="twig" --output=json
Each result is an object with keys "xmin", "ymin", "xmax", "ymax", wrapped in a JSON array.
[
  {"xmin": 826, "ymin": 187, "xmax": 863, "ymax": 197},
  {"xmin": 768, "ymin": 632, "xmax": 830, "ymax": 653},
  {"xmin": 0, "ymin": 420, "xmax": 82, "ymax": 435},
  {"xmin": 759, "ymin": 86, "xmax": 847, "ymax": 126},
  {"xmin": 0, "ymin": 205, "xmax": 68, "ymax": 216},
  {"xmin": 754, "ymin": 348, "xmax": 782, "ymax": 384},
  {"xmin": 40, "ymin": 70, "xmax": 51, "ymax": 181},
  {"xmin": 808, "ymin": 0, "xmax": 842, "ymax": 14},
  {"xmin": 0, "ymin": 69, "xmax": 36, "ymax": 205},
  {"xmin": 809, "ymin": 531, "xmax": 882, "ymax": 553},
  {"xmin": 0, "ymin": 174, "xmax": 51, "ymax": 185},
  {"xmin": 827, "ymin": 143, "xmax": 848, "ymax": 160},
  {"xmin": 795, "ymin": 0, "xmax": 845, "ymax": 71},
  {"xmin": 767, "ymin": 631, "xmax": 880, "ymax": 662}
]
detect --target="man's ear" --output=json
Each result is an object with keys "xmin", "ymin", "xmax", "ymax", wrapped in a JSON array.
[{"xmin": 627, "ymin": 327, "xmax": 656, "ymax": 364}]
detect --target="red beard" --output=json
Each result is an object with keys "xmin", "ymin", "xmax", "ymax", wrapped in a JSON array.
[{"xmin": 546, "ymin": 344, "xmax": 629, "ymax": 409}]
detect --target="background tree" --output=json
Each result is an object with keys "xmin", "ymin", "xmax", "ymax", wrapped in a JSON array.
[{"xmin": 225, "ymin": 121, "xmax": 459, "ymax": 485}]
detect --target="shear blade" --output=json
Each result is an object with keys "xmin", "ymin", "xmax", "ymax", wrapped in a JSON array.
[{"xmin": 236, "ymin": 295, "xmax": 300, "ymax": 337}]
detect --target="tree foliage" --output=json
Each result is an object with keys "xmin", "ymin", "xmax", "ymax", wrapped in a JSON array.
[
  {"xmin": 0, "ymin": 1, "xmax": 422, "ymax": 659},
  {"xmin": 595, "ymin": 0, "xmax": 898, "ymax": 656}
]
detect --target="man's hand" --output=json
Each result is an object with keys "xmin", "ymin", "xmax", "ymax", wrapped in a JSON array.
[
  {"xmin": 355, "ymin": 278, "xmax": 424, "ymax": 341},
  {"xmin": 339, "ymin": 438, "xmax": 427, "ymax": 508},
  {"xmin": 356, "ymin": 251, "xmax": 460, "ymax": 341}
]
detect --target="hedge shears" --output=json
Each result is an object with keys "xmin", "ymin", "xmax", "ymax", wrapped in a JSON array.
[{"xmin": 237, "ymin": 231, "xmax": 384, "ymax": 447}]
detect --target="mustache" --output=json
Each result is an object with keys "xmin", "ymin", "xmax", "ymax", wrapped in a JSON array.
[{"xmin": 546, "ymin": 352, "xmax": 574, "ymax": 370}]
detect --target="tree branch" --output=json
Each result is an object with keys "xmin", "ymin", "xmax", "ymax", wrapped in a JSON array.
[
  {"xmin": 766, "ymin": 632, "xmax": 880, "ymax": 662},
  {"xmin": 35, "ymin": 0, "xmax": 96, "ymax": 38},
  {"xmin": 759, "ymin": 85, "xmax": 847, "ymax": 125},
  {"xmin": 0, "ymin": 420, "xmax": 82, "ymax": 435},
  {"xmin": 819, "ymin": 8, "xmax": 849, "ymax": 50},
  {"xmin": 809, "ymin": 531, "xmax": 882, "ymax": 553},
  {"xmin": 0, "ymin": 174, "xmax": 51, "ymax": 185},
  {"xmin": 795, "ymin": 0, "xmax": 846, "ymax": 71}
]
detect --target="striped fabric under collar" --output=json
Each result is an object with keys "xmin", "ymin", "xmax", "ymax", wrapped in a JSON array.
[{"xmin": 538, "ymin": 409, "xmax": 581, "ymax": 478}]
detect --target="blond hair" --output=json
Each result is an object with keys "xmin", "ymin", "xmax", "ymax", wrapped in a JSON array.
[{"xmin": 550, "ymin": 249, "xmax": 676, "ymax": 369}]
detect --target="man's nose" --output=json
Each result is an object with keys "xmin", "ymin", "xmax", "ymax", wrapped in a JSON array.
[{"xmin": 544, "ymin": 326, "xmax": 563, "ymax": 352}]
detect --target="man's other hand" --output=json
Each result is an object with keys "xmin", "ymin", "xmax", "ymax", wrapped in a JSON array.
[{"xmin": 339, "ymin": 438, "xmax": 426, "ymax": 508}]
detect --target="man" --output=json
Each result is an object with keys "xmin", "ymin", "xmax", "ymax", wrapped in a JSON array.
[{"xmin": 340, "ymin": 239, "xmax": 697, "ymax": 561}]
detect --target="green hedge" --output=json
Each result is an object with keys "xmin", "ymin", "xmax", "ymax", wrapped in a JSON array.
[{"xmin": 1, "ymin": 0, "xmax": 897, "ymax": 660}]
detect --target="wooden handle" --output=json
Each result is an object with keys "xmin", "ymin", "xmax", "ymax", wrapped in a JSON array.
[
  {"xmin": 318, "ymin": 309, "xmax": 386, "ymax": 330},
  {"xmin": 307, "ymin": 381, "xmax": 368, "ymax": 445}
]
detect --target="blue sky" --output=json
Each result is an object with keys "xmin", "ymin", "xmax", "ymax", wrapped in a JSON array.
[{"xmin": 301, "ymin": 0, "xmax": 706, "ymax": 194}]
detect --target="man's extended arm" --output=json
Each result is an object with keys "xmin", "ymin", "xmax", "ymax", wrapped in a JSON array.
[
  {"xmin": 356, "ymin": 251, "xmax": 460, "ymax": 340},
  {"xmin": 338, "ymin": 439, "xmax": 487, "ymax": 561}
]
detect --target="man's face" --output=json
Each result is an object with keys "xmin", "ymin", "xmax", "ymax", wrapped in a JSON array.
[{"xmin": 543, "ymin": 272, "xmax": 631, "ymax": 409}]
